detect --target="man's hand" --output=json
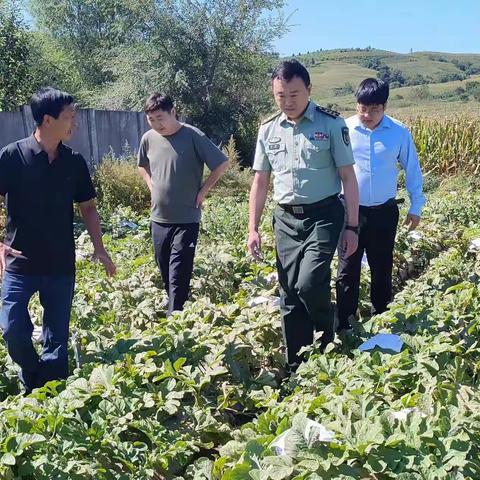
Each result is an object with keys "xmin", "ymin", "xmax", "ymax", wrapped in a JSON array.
[
  {"xmin": 92, "ymin": 249, "xmax": 116, "ymax": 277},
  {"xmin": 247, "ymin": 230, "xmax": 262, "ymax": 260},
  {"xmin": 404, "ymin": 213, "xmax": 421, "ymax": 231},
  {"xmin": 196, "ymin": 161, "xmax": 229, "ymax": 209},
  {"xmin": 341, "ymin": 229, "xmax": 358, "ymax": 258},
  {"xmin": 0, "ymin": 243, "xmax": 22, "ymax": 277},
  {"xmin": 196, "ymin": 188, "xmax": 207, "ymax": 209}
]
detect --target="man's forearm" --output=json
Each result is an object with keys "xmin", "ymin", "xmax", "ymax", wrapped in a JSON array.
[
  {"xmin": 81, "ymin": 205, "xmax": 105, "ymax": 252},
  {"xmin": 249, "ymin": 176, "xmax": 269, "ymax": 232},
  {"xmin": 341, "ymin": 170, "xmax": 359, "ymax": 226},
  {"xmin": 138, "ymin": 166, "xmax": 153, "ymax": 194},
  {"xmin": 200, "ymin": 161, "xmax": 229, "ymax": 195}
]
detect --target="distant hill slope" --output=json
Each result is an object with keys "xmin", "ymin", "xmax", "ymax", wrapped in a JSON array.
[{"xmin": 289, "ymin": 49, "xmax": 480, "ymax": 116}]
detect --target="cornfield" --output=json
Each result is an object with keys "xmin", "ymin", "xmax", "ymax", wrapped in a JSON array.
[{"xmin": 404, "ymin": 116, "xmax": 480, "ymax": 175}]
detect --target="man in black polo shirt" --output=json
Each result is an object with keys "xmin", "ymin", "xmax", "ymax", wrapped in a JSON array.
[{"xmin": 0, "ymin": 87, "xmax": 116, "ymax": 394}]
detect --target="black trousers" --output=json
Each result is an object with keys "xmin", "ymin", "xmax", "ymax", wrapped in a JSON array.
[
  {"xmin": 336, "ymin": 202, "xmax": 399, "ymax": 330},
  {"xmin": 151, "ymin": 221, "xmax": 200, "ymax": 316},
  {"xmin": 274, "ymin": 196, "xmax": 344, "ymax": 365}
]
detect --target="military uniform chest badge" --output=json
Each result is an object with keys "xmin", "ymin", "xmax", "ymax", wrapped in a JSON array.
[
  {"xmin": 268, "ymin": 136, "xmax": 282, "ymax": 150},
  {"xmin": 311, "ymin": 132, "xmax": 329, "ymax": 141}
]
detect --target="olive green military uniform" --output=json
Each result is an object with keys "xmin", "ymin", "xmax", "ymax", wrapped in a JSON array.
[{"xmin": 253, "ymin": 101, "xmax": 354, "ymax": 365}]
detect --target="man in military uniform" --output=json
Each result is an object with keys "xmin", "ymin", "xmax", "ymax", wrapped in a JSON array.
[{"xmin": 248, "ymin": 60, "xmax": 359, "ymax": 368}]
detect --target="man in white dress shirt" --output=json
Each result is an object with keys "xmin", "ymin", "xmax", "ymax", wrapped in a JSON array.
[{"xmin": 336, "ymin": 78, "xmax": 425, "ymax": 331}]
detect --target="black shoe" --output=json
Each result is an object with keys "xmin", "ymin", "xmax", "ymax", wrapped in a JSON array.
[
  {"xmin": 285, "ymin": 362, "xmax": 300, "ymax": 375},
  {"xmin": 336, "ymin": 322, "xmax": 352, "ymax": 333}
]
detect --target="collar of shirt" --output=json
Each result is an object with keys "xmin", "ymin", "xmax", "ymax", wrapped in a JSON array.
[
  {"xmin": 279, "ymin": 101, "xmax": 316, "ymax": 126},
  {"xmin": 25, "ymin": 133, "xmax": 44, "ymax": 157},
  {"xmin": 352, "ymin": 114, "xmax": 393, "ymax": 133},
  {"xmin": 25, "ymin": 133, "xmax": 69, "ymax": 163}
]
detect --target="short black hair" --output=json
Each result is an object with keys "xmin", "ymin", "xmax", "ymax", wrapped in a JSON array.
[
  {"xmin": 30, "ymin": 87, "xmax": 75, "ymax": 126},
  {"xmin": 272, "ymin": 59, "xmax": 311, "ymax": 88},
  {"xmin": 144, "ymin": 93, "xmax": 174, "ymax": 114},
  {"xmin": 355, "ymin": 78, "xmax": 389, "ymax": 105}
]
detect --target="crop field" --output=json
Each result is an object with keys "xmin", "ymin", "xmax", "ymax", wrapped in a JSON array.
[
  {"xmin": 0, "ymin": 174, "xmax": 480, "ymax": 479},
  {"xmin": 0, "ymin": 124, "xmax": 480, "ymax": 479},
  {"xmin": 2, "ymin": 1, "xmax": 480, "ymax": 476}
]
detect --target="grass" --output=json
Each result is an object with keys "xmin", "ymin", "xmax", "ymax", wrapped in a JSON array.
[
  {"xmin": 390, "ymin": 74, "xmax": 480, "ymax": 98},
  {"xmin": 388, "ymin": 101, "xmax": 480, "ymax": 118},
  {"xmin": 309, "ymin": 62, "xmax": 377, "ymax": 98},
  {"xmin": 297, "ymin": 49, "xmax": 480, "ymax": 83},
  {"xmin": 290, "ymin": 48, "xmax": 480, "ymax": 114},
  {"xmin": 385, "ymin": 55, "xmax": 463, "ymax": 78},
  {"xmin": 310, "ymin": 74, "xmax": 480, "ymax": 116}
]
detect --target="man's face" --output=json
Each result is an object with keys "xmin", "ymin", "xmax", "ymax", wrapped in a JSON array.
[
  {"xmin": 45, "ymin": 104, "xmax": 77, "ymax": 142},
  {"xmin": 147, "ymin": 108, "xmax": 178, "ymax": 135},
  {"xmin": 272, "ymin": 76, "xmax": 311, "ymax": 120},
  {"xmin": 356, "ymin": 103, "xmax": 386, "ymax": 129}
]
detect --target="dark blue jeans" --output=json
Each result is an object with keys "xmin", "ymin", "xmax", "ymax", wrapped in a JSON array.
[{"xmin": 0, "ymin": 272, "xmax": 75, "ymax": 394}]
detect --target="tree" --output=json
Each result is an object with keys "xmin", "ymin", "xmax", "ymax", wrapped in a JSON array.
[
  {"xmin": 97, "ymin": 0, "xmax": 287, "ymax": 157},
  {"xmin": 27, "ymin": 0, "xmax": 286, "ymax": 158},
  {"xmin": 377, "ymin": 64, "xmax": 391, "ymax": 83},
  {"xmin": 390, "ymin": 68, "xmax": 405, "ymax": 86},
  {"xmin": 0, "ymin": 0, "xmax": 31, "ymax": 110},
  {"xmin": 29, "ymin": 0, "xmax": 155, "ymax": 95}
]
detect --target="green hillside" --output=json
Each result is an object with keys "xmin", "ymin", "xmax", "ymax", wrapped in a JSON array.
[{"xmin": 290, "ymin": 49, "xmax": 480, "ymax": 116}]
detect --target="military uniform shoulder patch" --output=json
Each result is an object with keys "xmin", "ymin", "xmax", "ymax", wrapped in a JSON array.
[
  {"xmin": 316, "ymin": 105, "xmax": 340, "ymax": 118},
  {"xmin": 261, "ymin": 111, "xmax": 282, "ymax": 125}
]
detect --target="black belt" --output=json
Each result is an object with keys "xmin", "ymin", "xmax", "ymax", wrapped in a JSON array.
[
  {"xmin": 279, "ymin": 194, "xmax": 339, "ymax": 215},
  {"xmin": 338, "ymin": 195, "xmax": 404, "ymax": 210},
  {"xmin": 360, "ymin": 198, "xmax": 404, "ymax": 210}
]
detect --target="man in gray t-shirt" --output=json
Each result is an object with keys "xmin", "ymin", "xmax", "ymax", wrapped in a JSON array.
[{"xmin": 138, "ymin": 93, "xmax": 229, "ymax": 315}]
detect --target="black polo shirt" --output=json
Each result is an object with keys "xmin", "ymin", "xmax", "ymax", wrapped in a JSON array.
[{"xmin": 0, "ymin": 134, "xmax": 96, "ymax": 275}]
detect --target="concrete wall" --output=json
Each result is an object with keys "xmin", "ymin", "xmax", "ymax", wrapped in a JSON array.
[{"xmin": 0, "ymin": 106, "xmax": 149, "ymax": 166}]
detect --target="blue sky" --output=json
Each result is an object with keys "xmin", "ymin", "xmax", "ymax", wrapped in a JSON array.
[{"xmin": 274, "ymin": 0, "xmax": 480, "ymax": 55}]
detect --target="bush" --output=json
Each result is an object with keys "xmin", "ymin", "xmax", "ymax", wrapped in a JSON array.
[
  {"xmin": 411, "ymin": 84, "xmax": 431, "ymax": 100},
  {"xmin": 405, "ymin": 73, "xmax": 429, "ymax": 86},
  {"xmin": 94, "ymin": 153, "xmax": 150, "ymax": 213},
  {"xmin": 326, "ymin": 102, "xmax": 340, "ymax": 111},
  {"xmin": 215, "ymin": 136, "xmax": 253, "ymax": 197},
  {"xmin": 234, "ymin": 115, "xmax": 262, "ymax": 167},
  {"xmin": 465, "ymin": 81, "xmax": 480, "ymax": 92},
  {"xmin": 438, "ymin": 72, "xmax": 466, "ymax": 83},
  {"xmin": 466, "ymin": 65, "xmax": 480, "ymax": 75},
  {"xmin": 465, "ymin": 81, "xmax": 480, "ymax": 101},
  {"xmin": 94, "ymin": 138, "xmax": 252, "ymax": 213},
  {"xmin": 332, "ymin": 83, "xmax": 354, "ymax": 96}
]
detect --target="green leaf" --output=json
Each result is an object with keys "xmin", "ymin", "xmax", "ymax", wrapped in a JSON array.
[
  {"xmin": 173, "ymin": 357, "xmax": 187, "ymax": 371},
  {"xmin": 1, "ymin": 454, "xmax": 15, "ymax": 466}
]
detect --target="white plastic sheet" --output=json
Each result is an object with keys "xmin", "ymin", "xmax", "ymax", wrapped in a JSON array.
[
  {"xmin": 359, "ymin": 333, "xmax": 403, "ymax": 353},
  {"xmin": 469, "ymin": 238, "xmax": 480, "ymax": 253}
]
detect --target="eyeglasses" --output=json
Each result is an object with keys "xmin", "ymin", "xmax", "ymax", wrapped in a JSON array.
[{"xmin": 356, "ymin": 104, "xmax": 384, "ymax": 115}]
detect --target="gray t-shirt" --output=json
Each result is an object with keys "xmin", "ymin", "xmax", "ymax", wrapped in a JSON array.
[{"xmin": 137, "ymin": 124, "xmax": 227, "ymax": 223}]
